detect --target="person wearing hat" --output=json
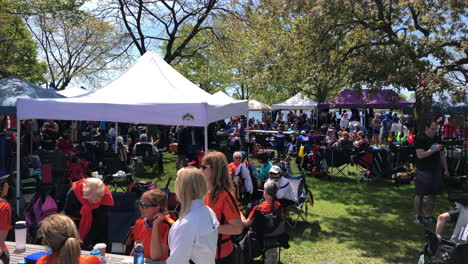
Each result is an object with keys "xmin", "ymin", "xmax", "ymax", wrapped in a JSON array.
[{"xmin": 268, "ymin": 165, "xmax": 296, "ymax": 207}]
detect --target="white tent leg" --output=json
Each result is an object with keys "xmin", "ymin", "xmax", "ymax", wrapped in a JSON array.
[
  {"xmin": 204, "ymin": 126, "xmax": 208, "ymax": 153},
  {"xmin": 16, "ymin": 118, "xmax": 21, "ymax": 216},
  {"xmin": 115, "ymin": 122, "xmax": 118, "ymax": 154}
]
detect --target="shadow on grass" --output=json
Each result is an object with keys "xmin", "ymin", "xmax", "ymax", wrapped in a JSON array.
[{"xmin": 300, "ymin": 173, "xmax": 452, "ymax": 263}]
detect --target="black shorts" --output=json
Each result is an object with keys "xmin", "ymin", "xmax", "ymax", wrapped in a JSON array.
[
  {"xmin": 415, "ymin": 168, "xmax": 443, "ymax": 196},
  {"xmin": 373, "ymin": 129, "xmax": 380, "ymax": 135},
  {"xmin": 0, "ymin": 250, "xmax": 9, "ymax": 264},
  {"xmin": 448, "ymin": 209, "xmax": 460, "ymax": 223}
]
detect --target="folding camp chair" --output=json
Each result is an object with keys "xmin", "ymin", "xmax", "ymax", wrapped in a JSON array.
[
  {"xmin": 108, "ymin": 192, "xmax": 138, "ymax": 254},
  {"xmin": 323, "ymin": 149, "xmax": 349, "ymax": 178},
  {"xmin": 282, "ymin": 173, "xmax": 314, "ymax": 229}
]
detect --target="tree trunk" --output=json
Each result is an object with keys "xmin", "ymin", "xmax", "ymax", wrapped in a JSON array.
[{"xmin": 414, "ymin": 90, "xmax": 432, "ymax": 135}]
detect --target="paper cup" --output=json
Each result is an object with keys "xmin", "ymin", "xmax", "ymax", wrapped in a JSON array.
[{"xmin": 94, "ymin": 243, "xmax": 107, "ymax": 256}]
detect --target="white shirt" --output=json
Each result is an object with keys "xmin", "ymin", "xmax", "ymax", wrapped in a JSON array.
[
  {"xmin": 340, "ymin": 118, "xmax": 349, "ymax": 130},
  {"xmin": 276, "ymin": 177, "xmax": 297, "ymax": 202},
  {"xmin": 235, "ymin": 163, "xmax": 254, "ymax": 194},
  {"xmin": 167, "ymin": 199, "xmax": 219, "ymax": 264}
]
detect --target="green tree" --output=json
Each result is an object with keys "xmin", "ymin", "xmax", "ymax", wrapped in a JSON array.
[
  {"xmin": 312, "ymin": 0, "xmax": 467, "ymax": 130},
  {"xmin": 0, "ymin": 0, "xmax": 46, "ymax": 84}
]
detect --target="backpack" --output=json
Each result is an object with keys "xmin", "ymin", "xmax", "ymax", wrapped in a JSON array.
[{"xmin": 24, "ymin": 194, "xmax": 58, "ymax": 242}]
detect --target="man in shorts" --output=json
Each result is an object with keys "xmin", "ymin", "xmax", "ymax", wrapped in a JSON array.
[
  {"xmin": 436, "ymin": 209, "xmax": 460, "ymax": 238},
  {"xmin": 414, "ymin": 121, "xmax": 449, "ymax": 224}
]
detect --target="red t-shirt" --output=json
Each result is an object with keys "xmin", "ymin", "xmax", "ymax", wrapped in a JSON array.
[
  {"xmin": 247, "ymin": 200, "xmax": 281, "ymax": 221},
  {"xmin": 204, "ymin": 189, "xmax": 240, "ymax": 259},
  {"xmin": 0, "ymin": 199, "xmax": 11, "ymax": 252},
  {"xmin": 36, "ymin": 254, "xmax": 101, "ymax": 264},
  {"xmin": 133, "ymin": 216, "xmax": 172, "ymax": 260}
]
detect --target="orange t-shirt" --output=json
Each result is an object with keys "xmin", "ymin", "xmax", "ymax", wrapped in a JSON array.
[
  {"xmin": 133, "ymin": 216, "xmax": 172, "ymax": 260},
  {"xmin": 247, "ymin": 200, "xmax": 281, "ymax": 221},
  {"xmin": 36, "ymin": 254, "xmax": 101, "ymax": 264},
  {"xmin": 0, "ymin": 199, "xmax": 11, "ymax": 252},
  {"xmin": 204, "ymin": 189, "xmax": 240, "ymax": 259}
]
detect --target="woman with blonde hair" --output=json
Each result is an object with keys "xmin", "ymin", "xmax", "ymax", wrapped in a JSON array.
[
  {"xmin": 132, "ymin": 189, "xmax": 172, "ymax": 260},
  {"xmin": 64, "ymin": 178, "xmax": 114, "ymax": 249},
  {"xmin": 167, "ymin": 167, "xmax": 219, "ymax": 264},
  {"xmin": 201, "ymin": 151, "xmax": 242, "ymax": 264},
  {"xmin": 36, "ymin": 214, "xmax": 101, "ymax": 264}
]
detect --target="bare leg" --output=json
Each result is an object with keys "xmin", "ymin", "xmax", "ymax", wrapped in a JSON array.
[
  {"xmin": 414, "ymin": 195, "xmax": 423, "ymax": 216},
  {"xmin": 436, "ymin": 213, "xmax": 451, "ymax": 237},
  {"xmin": 425, "ymin": 194, "xmax": 435, "ymax": 217}
]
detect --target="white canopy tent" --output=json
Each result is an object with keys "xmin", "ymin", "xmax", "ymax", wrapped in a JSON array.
[
  {"xmin": 271, "ymin": 93, "xmax": 317, "ymax": 110},
  {"xmin": 248, "ymin": 99, "xmax": 271, "ymax": 111},
  {"xmin": 16, "ymin": 50, "xmax": 247, "ymax": 214},
  {"xmin": 56, "ymin": 86, "xmax": 90, "ymax": 97}
]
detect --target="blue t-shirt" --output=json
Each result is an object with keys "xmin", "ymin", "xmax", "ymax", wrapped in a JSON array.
[{"xmin": 382, "ymin": 118, "xmax": 392, "ymax": 132}]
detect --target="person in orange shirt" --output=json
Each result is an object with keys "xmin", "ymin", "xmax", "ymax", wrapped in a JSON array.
[
  {"xmin": 241, "ymin": 179, "xmax": 281, "ymax": 227},
  {"xmin": 36, "ymin": 214, "xmax": 101, "ymax": 264},
  {"xmin": 132, "ymin": 189, "xmax": 172, "ymax": 261},
  {"xmin": 201, "ymin": 151, "xmax": 243, "ymax": 264},
  {"xmin": 0, "ymin": 198, "xmax": 11, "ymax": 264}
]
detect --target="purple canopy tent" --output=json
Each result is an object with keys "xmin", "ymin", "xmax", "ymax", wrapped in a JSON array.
[{"xmin": 318, "ymin": 89, "xmax": 414, "ymax": 109}]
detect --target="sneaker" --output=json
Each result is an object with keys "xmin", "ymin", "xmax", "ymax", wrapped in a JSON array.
[
  {"xmin": 414, "ymin": 215, "xmax": 424, "ymax": 225},
  {"xmin": 423, "ymin": 216, "xmax": 436, "ymax": 224}
]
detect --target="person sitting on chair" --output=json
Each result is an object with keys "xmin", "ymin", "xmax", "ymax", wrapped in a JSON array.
[
  {"xmin": 64, "ymin": 178, "xmax": 114, "ymax": 249},
  {"xmin": 133, "ymin": 189, "xmax": 173, "ymax": 261},
  {"xmin": 436, "ymin": 206, "xmax": 461, "ymax": 238},
  {"xmin": 36, "ymin": 214, "xmax": 101, "ymax": 264},
  {"xmin": 0, "ymin": 198, "xmax": 11, "ymax": 264},
  {"xmin": 132, "ymin": 134, "xmax": 158, "ymax": 156},
  {"xmin": 268, "ymin": 166, "xmax": 296, "ymax": 207},
  {"xmin": 241, "ymin": 179, "xmax": 281, "ymax": 227},
  {"xmin": 256, "ymin": 153, "xmax": 273, "ymax": 189},
  {"xmin": 228, "ymin": 152, "xmax": 254, "ymax": 200}
]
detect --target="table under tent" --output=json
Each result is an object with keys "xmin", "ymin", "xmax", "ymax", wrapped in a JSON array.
[{"xmin": 16, "ymin": 51, "xmax": 248, "ymax": 217}]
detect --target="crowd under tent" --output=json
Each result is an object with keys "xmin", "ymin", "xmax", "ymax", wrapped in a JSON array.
[{"xmin": 16, "ymin": 50, "xmax": 248, "ymax": 214}]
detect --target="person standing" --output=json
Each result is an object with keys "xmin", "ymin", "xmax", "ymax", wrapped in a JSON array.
[
  {"xmin": 167, "ymin": 167, "xmax": 219, "ymax": 264},
  {"xmin": 201, "ymin": 152, "xmax": 242, "ymax": 264},
  {"xmin": 413, "ymin": 121, "xmax": 449, "ymax": 224}
]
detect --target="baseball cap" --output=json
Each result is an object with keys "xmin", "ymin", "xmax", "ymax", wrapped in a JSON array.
[{"xmin": 269, "ymin": 165, "xmax": 281, "ymax": 174}]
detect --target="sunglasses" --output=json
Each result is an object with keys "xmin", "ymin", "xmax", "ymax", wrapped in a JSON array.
[
  {"xmin": 234, "ymin": 157, "xmax": 242, "ymax": 159},
  {"xmin": 201, "ymin": 164, "xmax": 211, "ymax": 170},
  {"xmin": 138, "ymin": 201, "xmax": 158, "ymax": 209}
]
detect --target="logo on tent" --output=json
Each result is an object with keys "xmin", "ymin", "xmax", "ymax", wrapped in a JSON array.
[{"xmin": 182, "ymin": 113, "xmax": 195, "ymax": 121}]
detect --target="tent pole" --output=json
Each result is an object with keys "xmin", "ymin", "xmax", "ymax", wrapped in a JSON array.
[
  {"xmin": 204, "ymin": 126, "xmax": 208, "ymax": 153},
  {"xmin": 115, "ymin": 122, "xmax": 118, "ymax": 154},
  {"xmin": 16, "ymin": 117, "xmax": 21, "ymax": 216},
  {"xmin": 246, "ymin": 112, "xmax": 250, "ymax": 161}
]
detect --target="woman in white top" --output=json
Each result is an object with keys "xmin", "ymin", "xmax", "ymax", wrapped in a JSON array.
[{"xmin": 167, "ymin": 167, "xmax": 219, "ymax": 264}]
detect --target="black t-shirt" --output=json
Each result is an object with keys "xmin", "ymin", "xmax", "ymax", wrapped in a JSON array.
[{"xmin": 414, "ymin": 133, "xmax": 442, "ymax": 170}]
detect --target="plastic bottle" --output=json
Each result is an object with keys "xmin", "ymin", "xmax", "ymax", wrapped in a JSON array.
[{"xmin": 133, "ymin": 241, "xmax": 144, "ymax": 264}]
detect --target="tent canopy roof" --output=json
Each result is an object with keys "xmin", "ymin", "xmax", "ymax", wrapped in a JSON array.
[
  {"xmin": 318, "ymin": 89, "xmax": 414, "ymax": 109},
  {"xmin": 271, "ymin": 93, "xmax": 317, "ymax": 110},
  {"xmin": 17, "ymin": 51, "xmax": 247, "ymax": 126},
  {"xmin": 0, "ymin": 77, "xmax": 65, "ymax": 115},
  {"xmin": 57, "ymin": 86, "xmax": 90, "ymax": 97},
  {"xmin": 249, "ymin": 99, "xmax": 271, "ymax": 111}
]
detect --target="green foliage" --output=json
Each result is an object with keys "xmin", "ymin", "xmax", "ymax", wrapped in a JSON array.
[{"xmin": 0, "ymin": 0, "xmax": 46, "ymax": 84}]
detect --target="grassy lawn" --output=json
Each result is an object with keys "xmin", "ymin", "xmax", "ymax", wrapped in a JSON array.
[{"xmin": 136, "ymin": 152, "xmax": 453, "ymax": 264}]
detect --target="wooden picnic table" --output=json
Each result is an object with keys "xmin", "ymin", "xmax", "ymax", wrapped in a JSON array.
[{"xmin": 6, "ymin": 241, "xmax": 163, "ymax": 264}]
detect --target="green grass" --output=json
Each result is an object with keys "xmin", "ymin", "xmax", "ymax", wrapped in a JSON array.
[{"xmin": 135, "ymin": 153, "xmax": 453, "ymax": 264}]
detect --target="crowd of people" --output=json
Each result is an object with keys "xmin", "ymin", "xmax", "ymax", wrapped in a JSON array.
[{"xmin": 0, "ymin": 149, "xmax": 295, "ymax": 264}]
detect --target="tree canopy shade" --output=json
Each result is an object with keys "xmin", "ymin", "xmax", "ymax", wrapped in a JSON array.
[
  {"xmin": 317, "ymin": 89, "xmax": 414, "ymax": 109},
  {"xmin": 0, "ymin": 1, "xmax": 46, "ymax": 84},
  {"xmin": 0, "ymin": 77, "xmax": 64, "ymax": 115}
]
